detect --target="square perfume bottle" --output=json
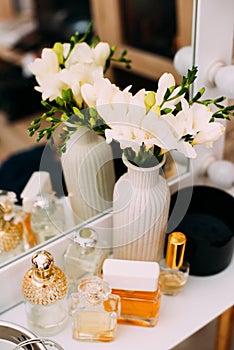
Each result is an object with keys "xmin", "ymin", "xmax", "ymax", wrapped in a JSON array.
[
  {"xmin": 69, "ymin": 276, "xmax": 120, "ymax": 342},
  {"xmin": 103, "ymin": 259, "xmax": 162, "ymax": 327}
]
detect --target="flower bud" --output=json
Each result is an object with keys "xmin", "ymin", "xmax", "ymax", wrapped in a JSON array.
[
  {"xmin": 144, "ymin": 91, "xmax": 156, "ymax": 110},
  {"xmin": 53, "ymin": 42, "xmax": 64, "ymax": 65}
]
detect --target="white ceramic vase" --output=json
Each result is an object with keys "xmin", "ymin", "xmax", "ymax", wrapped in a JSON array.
[
  {"xmin": 61, "ymin": 127, "xmax": 115, "ymax": 224},
  {"xmin": 112, "ymin": 155, "xmax": 170, "ymax": 262}
]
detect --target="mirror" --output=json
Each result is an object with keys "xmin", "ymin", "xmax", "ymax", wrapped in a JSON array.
[{"xmin": 0, "ymin": 0, "xmax": 193, "ymax": 268}]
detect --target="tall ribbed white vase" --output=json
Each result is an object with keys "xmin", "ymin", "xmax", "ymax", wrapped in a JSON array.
[
  {"xmin": 61, "ymin": 127, "xmax": 115, "ymax": 224},
  {"xmin": 112, "ymin": 155, "xmax": 170, "ymax": 262}
]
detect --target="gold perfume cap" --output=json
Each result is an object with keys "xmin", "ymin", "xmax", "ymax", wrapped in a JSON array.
[
  {"xmin": 165, "ymin": 232, "xmax": 186, "ymax": 269},
  {"xmin": 31, "ymin": 250, "xmax": 54, "ymax": 279},
  {"xmin": 23, "ymin": 250, "xmax": 68, "ymax": 305}
]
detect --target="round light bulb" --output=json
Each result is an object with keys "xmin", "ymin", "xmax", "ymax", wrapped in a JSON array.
[{"xmin": 207, "ymin": 160, "xmax": 234, "ymax": 189}]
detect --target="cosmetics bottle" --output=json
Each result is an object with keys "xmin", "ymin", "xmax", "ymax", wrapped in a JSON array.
[
  {"xmin": 20, "ymin": 171, "xmax": 54, "ymax": 249},
  {"xmin": 63, "ymin": 227, "xmax": 109, "ymax": 295},
  {"xmin": 0, "ymin": 190, "xmax": 24, "ymax": 263},
  {"xmin": 103, "ymin": 259, "xmax": 162, "ymax": 327},
  {"xmin": 69, "ymin": 276, "xmax": 120, "ymax": 342},
  {"xmin": 159, "ymin": 231, "xmax": 190, "ymax": 296},
  {"xmin": 22, "ymin": 250, "xmax": 68, "ymax": 336},
  {"xmin": 31, "ymin": 192, "xmax": 65, "ymax": 243}
]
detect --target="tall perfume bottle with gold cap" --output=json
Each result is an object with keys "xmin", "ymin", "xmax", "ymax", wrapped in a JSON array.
[
  {"xmin": 159, "ymin": 231, "xmax": 189, "ymax": 296},
  {"xmin": 0, "ymin": 190, "xmax": 24, "ymax": 263},
  {"xmin": 22, "ymin": 250, "xmax": 68, "ymax": 336}
]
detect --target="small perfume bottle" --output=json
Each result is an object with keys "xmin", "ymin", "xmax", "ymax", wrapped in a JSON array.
[
  {"xmin": 22, "ymin": 250, "xmax": 68, "ymax": 336},
  {"xmin": 20, "ymin": 171, "xmax": 54, "ymax": 249},
  {"xmin": 159, "ymin": 231, "xmax": 190, "ymax": 296},
  {"xmin": 64, "ymin": 227, "xmax": 109, "ymax": 294},
  {"xmin": 103, "ymin": 259, "xmax": 162, "ymax": 327},
  {"xmin": 69, "ymin": 276, "xmax": 120, "ymax": 342},
  {"xmin": 31, "ymin": 192, "xmax": 65, "ymax": 243},
  {"xmin": 0, "ymin": 190, "xmax": 24, "ymax": 263}
]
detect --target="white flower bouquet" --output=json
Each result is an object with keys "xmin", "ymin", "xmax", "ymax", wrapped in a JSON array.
[
  {"xmin": 28, "ymin": 24, "xmax": 131, "ymax": 153},
  {"xmin": 81, "ymin": 67, "xmax": 234, "ymax": 167},
  {"xmin": 28, "ymin": 26, "xmax": 234, "ymax": 167}
]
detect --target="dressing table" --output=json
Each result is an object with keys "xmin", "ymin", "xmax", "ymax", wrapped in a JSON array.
[
  {"xmin": 0, "ymin": 0, "xmax": 234, "ymax": 348},
  {"xmin": 0, "ymin": 208, "xmax": 233, "ymax": 350}
]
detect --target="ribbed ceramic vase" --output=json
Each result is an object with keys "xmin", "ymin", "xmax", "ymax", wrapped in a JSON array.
[
  {"xmin": 112, "ymin": 155, "xmax": 170, "ymax": 262},
  {"xmin": 61, "ymin": 127, "xmax": 115, "ymax": 224}
]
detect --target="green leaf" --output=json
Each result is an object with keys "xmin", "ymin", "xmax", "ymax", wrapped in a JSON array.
[
  {"xmin": 161, "ymin": 108, "xmax": 172, "ymax": 114},
  {"xmin": 190, "ymin": 87, "xmax": 205, "ymax": 103},
  {"xmin": 89, "ymin": 107, "xmax": 97, "ymax": 118}
]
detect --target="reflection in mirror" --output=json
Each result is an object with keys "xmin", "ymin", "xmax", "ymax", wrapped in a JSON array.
[
  {"xmin": 121, "ymin": 0, "xmax": 177, "ymax": 58},
  {"xmin": 0, "ymin": 147, "xmax": 190, "ymax": 268}
]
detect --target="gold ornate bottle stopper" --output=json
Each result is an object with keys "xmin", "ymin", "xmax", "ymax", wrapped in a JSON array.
[
  {"xmin": 22, "ymin": 250, "xmax": 68, "ymax": 305},
  {"xmin": 0, "ymin": 190, "xmax": 23, "ymax": 253}
]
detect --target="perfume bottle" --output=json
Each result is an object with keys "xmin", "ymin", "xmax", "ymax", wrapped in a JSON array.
[
  {"xmin": 103, "ymin": 259, "xmax": 162, "ymax": 327},
  {"xmin": 159, "ymin": 231, "xmax": 190, "ymax": 296},
  {"xmin": 22, "ymin": 250, "xmax": 68, "ymax": 336},
  {"xmin": 31, "ymin": 192, "xmax": 65, "ymax": 244},
  {"xmin": 69, "ymin": 276, "xmax": 120, "ymax": 342},
  {"xmin": 0, "ymin": 190, "xmax": 24, "ymax": 263},
  {"xmin": 20, "ymin": 171, "xmax": 56, "ymax": 249},
  {"xmin": 63, "ymin": 227, "xmax": 109, "ymax": 294}
]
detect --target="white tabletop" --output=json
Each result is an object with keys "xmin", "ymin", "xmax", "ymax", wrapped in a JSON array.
[{"xmin": 1, "ymin": 256, "xmax": 233, "ymax": 350}]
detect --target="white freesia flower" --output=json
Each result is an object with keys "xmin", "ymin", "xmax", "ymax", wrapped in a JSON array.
[
  {"xmin": 28, "ymin": 48, "xmax": 67, "ymax": 101},
  {"xmin": 35, "ymin": 73, "xmax": 68, "ymax": 101},
  {"xmin": 65, "ymin": 42, "xmax": 110, "ymax": 69},
  {"xmin": 28, "ymin": 41, "xmax": 110, "ymax": 103},
  {"xmin": 28, "ymin": 48, "xmax": 59, "ymax": 77},
  {"xmin": 93, "ymin": 42, "xmax": 111, "ymax": 67},
  {"xmin": 153, "ymin": 72, "xmax": 186, "ymax": 112},
  {"xmin": 162, "ymin": 100, "xmax": 225, "ymax": 157},
  {"xmin": 60, "ymin": 64, "xmax": 103, "ymax": 106},
  {"xmin": 82, "ymin": 79, "xmax": 187, "ymax": 155}
]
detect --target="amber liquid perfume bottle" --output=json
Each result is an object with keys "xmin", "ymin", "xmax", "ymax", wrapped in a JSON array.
[
  {"xmin": 64, "ymin": 227, "xmax": 109, "ymax": 295},
  {"xmin": 69, "ymin": 276, "xmax": 120, "ymax": 342},
  {"xmin": 159, "ymin": 231, "xmax": 190, "ymax": 296},
  {"xmin": 103, "ymin": 259, "xmax": 162, "ymax": 327},
  {"xmin": 22, "ymin": 250, "xmax": 68, "ymax": 336}
]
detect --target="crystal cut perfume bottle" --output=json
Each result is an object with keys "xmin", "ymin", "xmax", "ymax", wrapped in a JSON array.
[
  {"xmin": 22, "ymin": 250, "xmax": 68, "ymax": 336},
  {"xmin": 159, "ymin": 231, "xmax": 190, "ymax": 296},
  {"xmin": 0, "ymin": 190, "xmax": 24, "ymax": 263},
  {"xmin": 69, "ymin": 276, "xmax": 120, "ymax": 342},
  {"xmin": 64, "ymin": 227, "xmax": 109, "ymax": 294},
  {"xmin": 103, "ymin": 259, "xmax": 162, "ymax": 327}
]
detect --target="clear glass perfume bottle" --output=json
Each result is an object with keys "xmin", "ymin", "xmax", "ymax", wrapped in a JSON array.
[
  {"xmin": 103, "ymin": 259, "xmax": 162, "ymax": 327},
  {"xmin": 0, "ymin": 190, "xmax": 24, "ymax": 263},
  {"xmin": 22, "ymin": 250, "xmax": 68, "ymax": 336},
  {"xmin": 63, "ymin": 227, "xmax": 109, "ymax": 295},
  {"xmin": 159, "ymin": 231, "xmax": 190, "ymax": 296},
  {"xmin": 31, "ymin": 192, "xmax": 65, "ymax": 243},
  {"xmin": 69, "ymin": 276, "xmax": 120, "ymax": 342}
]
